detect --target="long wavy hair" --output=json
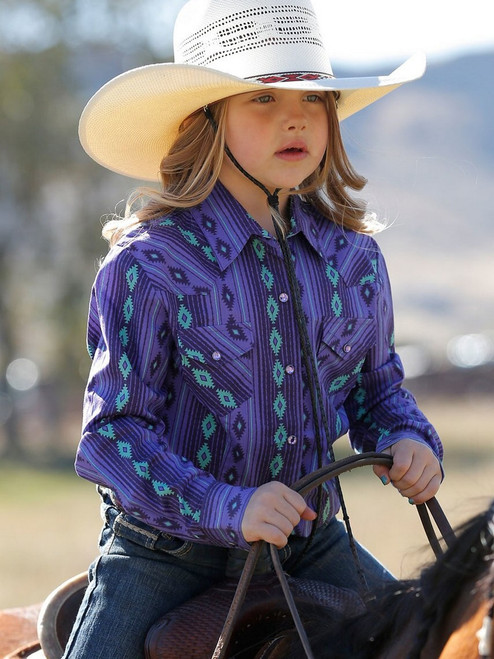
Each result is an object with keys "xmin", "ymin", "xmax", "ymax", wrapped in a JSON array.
[{"xmin": 103, "ymin": 93, "xmax": 381, "ymax": 245}]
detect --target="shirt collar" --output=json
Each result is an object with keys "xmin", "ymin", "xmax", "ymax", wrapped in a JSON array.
[
  {"xmin": 197, "ymin": 181, "xmax": 263, "ymax": 271},
  {"xmin": 196, "ymin": 182, "xmax": 329, "ymax": 270},
  {"xmin": 288, "ymin": 195, "xmax": 327, "ymax": 257}
]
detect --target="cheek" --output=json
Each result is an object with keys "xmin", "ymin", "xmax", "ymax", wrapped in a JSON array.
[{"xmin": 225, "ymin": 121, "xmax": 265, "ymax": 166}]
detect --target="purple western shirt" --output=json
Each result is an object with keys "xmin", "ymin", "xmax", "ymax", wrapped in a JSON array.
[{"xmin": 76, "ymin": 182, "xmax": 442, "ymax": 551}]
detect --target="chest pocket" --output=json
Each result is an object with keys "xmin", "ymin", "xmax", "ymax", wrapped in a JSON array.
[
  {"xmin": 176, "ymin": 322, "xmax": 254, "ymax": 414},
  {"xmin": 317, "ymin": 316, "xmax": 376, "ymax": 400}
]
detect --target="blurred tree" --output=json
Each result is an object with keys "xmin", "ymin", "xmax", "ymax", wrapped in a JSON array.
[{"xmin": 0, "ymin": 0, "xmax": 183, "ymax": 458}]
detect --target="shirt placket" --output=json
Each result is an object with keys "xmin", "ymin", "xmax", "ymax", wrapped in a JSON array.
[{"xmin": 251, "ymin": 237, "xmax": 302, "ymax": 482}]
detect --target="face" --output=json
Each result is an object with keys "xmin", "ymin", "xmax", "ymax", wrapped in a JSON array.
[{"xmin": 219, "ymin": 88, "xmax": 329, "ymax": 195}]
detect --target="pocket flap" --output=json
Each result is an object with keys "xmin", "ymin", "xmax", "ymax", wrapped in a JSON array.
[
  {"xmin": 178, "ymin": 321, "xmax": 253, "ymax": 365},
  {"xmin": 320, "ymin": 317, "xmax": 374, "ymax": 358}
]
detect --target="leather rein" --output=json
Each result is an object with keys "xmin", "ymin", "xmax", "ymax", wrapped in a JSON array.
[{"xmin": 212, "ymin": 452, "xmax": 456, "ymax": 659}]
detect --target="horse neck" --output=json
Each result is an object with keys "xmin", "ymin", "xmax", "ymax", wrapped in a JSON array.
[
  {"xmin": 421, "ymin": 582, "xmax": 485, "ymax": 658},
  {"xmin": 438, "ymin": 597, "xmax": 492, "ymax": 658},
  {"xmin": 421, "ymin": 564, "xmax": 494, "ymax": 659}
]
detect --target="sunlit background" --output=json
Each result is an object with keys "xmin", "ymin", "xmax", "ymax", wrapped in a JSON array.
[{"xmin": 0, "ymin": 0, "xmax": 493, "ymax": 613}]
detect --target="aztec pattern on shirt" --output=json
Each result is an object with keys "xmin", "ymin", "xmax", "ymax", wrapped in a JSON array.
[{"xmin": 77, "ymin": 182, "xmax": 442, "ymax": 550}]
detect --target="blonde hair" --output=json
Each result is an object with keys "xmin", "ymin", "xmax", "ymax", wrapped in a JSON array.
[{"xmin": 103, "ymin": 94, "xmax": 381, "ymax": 245}]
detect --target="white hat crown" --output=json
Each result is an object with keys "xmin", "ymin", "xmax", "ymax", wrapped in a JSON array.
[{"xmin": 174, "ymin": 0, "xmax": 334, "ymax": 81}]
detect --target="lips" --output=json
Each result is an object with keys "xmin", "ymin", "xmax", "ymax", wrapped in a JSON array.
[
  {"xmin": 275, "ymin": 141, "xmax": 308, "ymax": 161},
  {"xmin": 276, "ymin": 141, "xmax": 307, "ymax": 155}
]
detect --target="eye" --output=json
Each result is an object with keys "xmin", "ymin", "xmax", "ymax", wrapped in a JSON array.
[
  {"xmin": 305, "ymin": 93, "xmax": 324, "ymax": 103},
  {"xmin": 253, "ymin": 94, "xmax": 274, "ymax": 104}
]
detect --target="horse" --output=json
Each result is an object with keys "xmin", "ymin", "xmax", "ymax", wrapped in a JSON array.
[{"xmin": 248, "ymin": 498, "xmax": 494, "ymax": 659}]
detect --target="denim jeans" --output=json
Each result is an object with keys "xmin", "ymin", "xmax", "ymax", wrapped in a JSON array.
[{"xmin": 63, "ymin": 497, "xmax": 394, "ymax": 658}]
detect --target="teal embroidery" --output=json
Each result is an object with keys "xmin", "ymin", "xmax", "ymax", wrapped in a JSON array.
[
  {"xmin": 152, "ymin": 480, "xmax": 174, "ymax": 496},
  {"xmin": 117, "ymin": 441, "xmax": 132, "ymax": 459},
  {"xmin": 123, "ymin": 296, "xmax": 134, "ymax": 323},
  {"xmin": 125, "ymin": 264, "xmax": 139, "ymax": 292},
  {"xmin": 197, "ymin": 442, "xmax": 212, "ymax": 469},
  {"xmin": 270, "ymin": 454, "xmax": 283, "ymax": 478},
  {"xmin": 269, "ymin": 328, "xmax": 283, "ymax": 355},
  {"xmin": 360, "ymin": 273, "xmax": 375, "ymax": 285},
  {"xmin": 192, "ymin": 368, "xmax": 215, "ymax": 389},
  {"xmin": 98, "ymin": 423, "xmax": 116, "ymax": 440},
  {"xmin": 266, "ymin": 296, "xmax": 279, "ymax": 323},
  {"xmin": 178, "ymin": 227, "xmax": 200, "ymax": 246},
  {"xmin": 118, "ymin": 353, "xmax": 132, "ymax": 380},
  {"xmin": 177, "ymin": 304, "xmax": 193, "ymax": 329},
  {"xmin": 119, "ymin": 327, "xmax": 129, "ymax": 347},
  {"xmin": 186, "ymin": 348, "xmax": 206, "ymax": 363},
  {"xmin": 331, "ymin": 291, "xmax": 343, "ymax": 317},
  {"xmin": 202, "ymin": 245, "xmax": 217, "ymax": 262},
  {"xmin": 272, "ymin": 360, "xmax": 285, "ymax": 388},
  {"xmin": 274, "ymin": 425, "xmax": 288, "ymax": 450},
  {"xmin": 133, "ymin": 461, "xmax": 151, "ymax": 480},
  {"xmin": 273, "ymin": 392, "xmax": 287, "ymax": 420},
  {"xmin": 178, "ymin": 496, "xmax": 200, "ymax": 522},
  {"xmin": 260, "ymin": 265, "xmax": 274, "ymax": 290},
  {"xmin": 115, "ymin": 385, "xmax": 130, "ymax": 412},
  {"xmin": 322, "ymin": 495, "xmax": 331, "ymax": 523},
  {"xmin": 158, "ymin": 218, "xmax": 175, "ymax": 227},
  {"xmin": 329, "ymin": 375, "xmax": 350, "ymax": 392},
  {"xmin": 217, "ymin": 389, "xmax": 237, "ymax": 409},
  {"xmin": 252, "ymin": 238, "xmax": 265, "ymax": 262},
  {"xmin": 201, "ymin": 413, "xmax": 217, "ymax": 439},
  {"xmin": 326, "ymin": 264, "xmax": 339, "ymax": 286}
]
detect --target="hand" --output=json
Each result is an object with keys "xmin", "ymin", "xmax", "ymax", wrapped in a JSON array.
[
  {"xmin": 373, "ymin": 439, "xmax": 442, "ymax": 504},
  {"xmin": 241, "ymin": 481, "xmax": 317, "ymax": 548}
]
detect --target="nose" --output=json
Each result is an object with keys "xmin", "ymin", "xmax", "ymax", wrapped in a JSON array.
[{"xmin": 282, "ymin": 100, "xmax": 307, "ymax": 131}]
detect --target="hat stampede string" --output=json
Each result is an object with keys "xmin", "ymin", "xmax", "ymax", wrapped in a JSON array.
[{"xmin": 204, "ymin": 103, "xmax": 369, "ymax": 593}]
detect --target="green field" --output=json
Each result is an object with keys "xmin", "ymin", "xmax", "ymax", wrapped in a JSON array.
[{"xmin": 1, "ymin": 395, "xmax": 492, "ymax": 610}]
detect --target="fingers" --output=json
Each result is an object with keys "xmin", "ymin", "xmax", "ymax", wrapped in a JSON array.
[
  {"xmin": 379, "ymin": 439, "xmax": 442, "ymax": 505},
  {"xmin": 372, "ymin": 463, "xmax": 391, "ymax": 486},
  {"xmin": 241, "ymin": 482, "xmax": 316, "ymax": 548}
]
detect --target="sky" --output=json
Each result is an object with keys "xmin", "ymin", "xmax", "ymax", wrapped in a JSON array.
[{"xmin": 311, "ymin": 0, "xmax": 493, "ymax": 67}]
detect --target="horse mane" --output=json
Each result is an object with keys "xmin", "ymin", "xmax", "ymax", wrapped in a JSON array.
[{"xmin": 281, "ymin": 499, "xmax": 494, "ymax": 659}]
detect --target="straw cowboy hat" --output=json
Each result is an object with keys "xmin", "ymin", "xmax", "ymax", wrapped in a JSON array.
[{"xmin": 79, "ymin": 0, "xmax": 426, "ymax": 181}]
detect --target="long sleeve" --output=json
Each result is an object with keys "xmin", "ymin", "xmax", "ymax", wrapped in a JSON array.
[
  {"xmin": 76, "ymin": 243, "xmax": 255, "ymax": 549},
  {"xmin": 344, "ymin": 249, "xmax": 443, "ymax": 461}
]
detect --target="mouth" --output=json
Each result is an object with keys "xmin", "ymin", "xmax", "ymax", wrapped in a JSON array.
[{"xmin": 276, "ymin": 143, "xmax": 308, "ymax": 160}]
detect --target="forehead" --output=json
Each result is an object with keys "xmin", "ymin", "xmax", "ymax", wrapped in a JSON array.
[{"xmin": 227, "ymin": 88, "xmax": 330, "ymax": 103}]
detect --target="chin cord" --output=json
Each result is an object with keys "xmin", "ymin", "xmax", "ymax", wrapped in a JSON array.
[{"xmin": 204, "ymin": 104, "xmax": 368, "ymax": 594}]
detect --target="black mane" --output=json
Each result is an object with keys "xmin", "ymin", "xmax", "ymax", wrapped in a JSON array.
[{"xmin": 281, "ymin": 499, "xmax": 494, "ymax": 659}]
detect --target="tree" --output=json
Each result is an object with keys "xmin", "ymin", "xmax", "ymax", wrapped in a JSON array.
[{"xmin": 0, "ymin": 0, "xmax": 181, "ymax": 458}]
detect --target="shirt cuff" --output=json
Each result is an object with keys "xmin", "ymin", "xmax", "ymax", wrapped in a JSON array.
[{"xmin": 200, "ymin": 481, "xmax": 256, "ymax": 550}]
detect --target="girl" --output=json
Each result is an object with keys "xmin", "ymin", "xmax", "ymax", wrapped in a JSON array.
[{"xmin": 67, "ymin": 0, "xmax": 443, "ymax": 656}]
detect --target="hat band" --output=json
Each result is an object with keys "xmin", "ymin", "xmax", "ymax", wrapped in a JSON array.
[{"xmin": 247, "ymin": 71, "xmax": 334, "ymax": 84}]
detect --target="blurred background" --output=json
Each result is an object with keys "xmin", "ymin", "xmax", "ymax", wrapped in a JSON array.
[{"xmin": 0, "ymin": 0, "xmax": 493, "ymax": 610}]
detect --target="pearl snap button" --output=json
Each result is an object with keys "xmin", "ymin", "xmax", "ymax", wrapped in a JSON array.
[
  {"xmin": 343, "ymin": 344, "xmax": 352, "ymax": 353},
  {"xmin": 279, "ymin": 293, "xmax": 289, "ymax": 303},
  {"xmin": 287, "ymin": 435, "xmax": 297, "ymax": 445},
  {"xmin": 212, "ymin": 351, "xmax": 222, "ymax": 361},
  {"xmin": 285, "ymin": 365, "xmax": 295, "ymax": 374}
]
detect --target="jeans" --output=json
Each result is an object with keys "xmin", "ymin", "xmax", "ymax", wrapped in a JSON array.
[{"xmin": 63, "ymin": 498, "xmax": 394, "ymax": 658}]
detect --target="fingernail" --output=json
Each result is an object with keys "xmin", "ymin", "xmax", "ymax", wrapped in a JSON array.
[
  {"xmin": 380, "ymin": 475, "xmax": 389, "ymax": 486},
  {"xmin": 408, "ymin": 498, "xmax": 415, "ymax": 505}
]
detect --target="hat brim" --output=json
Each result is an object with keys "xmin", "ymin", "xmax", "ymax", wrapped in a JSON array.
[{"xmin": 78, "ymin": 52, "xmax": 425, "ymax": 181}]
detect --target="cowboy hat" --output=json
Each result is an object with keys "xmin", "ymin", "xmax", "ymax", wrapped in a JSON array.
[{"xmin": 79, "ymin": 0, "xmax": 426, "ymax": 181}]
